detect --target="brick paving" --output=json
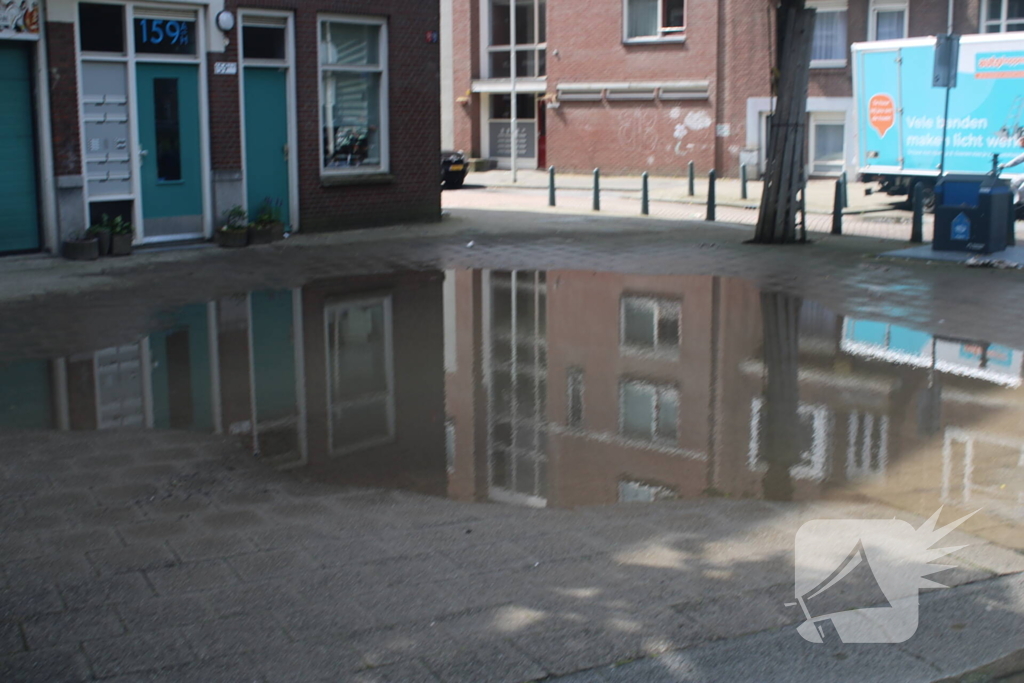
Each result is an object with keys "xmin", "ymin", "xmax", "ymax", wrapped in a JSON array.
[{"xmin": 1, "ymin": 429, "xmax": 1022, "ymax": 682}]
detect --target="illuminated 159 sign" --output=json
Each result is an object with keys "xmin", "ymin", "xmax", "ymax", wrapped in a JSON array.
[{"xmin": 133, "ymin": 18, "xmax": 196, "ymax": 55}]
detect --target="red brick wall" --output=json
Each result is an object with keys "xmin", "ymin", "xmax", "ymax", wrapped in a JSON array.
[
  {"xmin": 545, "ymin": 0, "xmax": 721, "ymax": 175},
  {"xmin": 208, "ymin": 26, "xmax": 241, "ymax": 170},
  {"xmin": 45, "ymin": 22, "xmax": 82, "ymax": 177},
  {"xmin": 452, "ymin": 0, "xmax": 480, "ymax": 156},
  {"xmin": 219, "ymin": 0, "xmax": 441, "ymax": 231},
  {"xmin": 719, "ymin": 0, "xmax": 774, "ymax": 172}
]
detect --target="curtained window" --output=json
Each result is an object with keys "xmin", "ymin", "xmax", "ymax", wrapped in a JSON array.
[{"xmin": 810, "ymin": 9, "xmax": 847, "ymax": 64}]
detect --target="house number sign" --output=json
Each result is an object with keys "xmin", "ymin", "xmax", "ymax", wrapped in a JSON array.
[{"xmin": 133, "ymin": 18, "xmax": 197, "ymax": 55}]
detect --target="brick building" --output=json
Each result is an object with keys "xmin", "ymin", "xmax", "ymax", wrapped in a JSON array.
[
  {"xmin": 0, "ymin": 0, "xmax": 439, "ymax": 257},
  {"xmin": 441, "ymin": 0, "xmax": 1003, "ymax": 178}
]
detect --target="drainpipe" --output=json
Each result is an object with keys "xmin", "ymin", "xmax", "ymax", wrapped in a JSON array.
[{"xmin": 510, "ymin": 0, "xmax": 518, "ymax": 183}]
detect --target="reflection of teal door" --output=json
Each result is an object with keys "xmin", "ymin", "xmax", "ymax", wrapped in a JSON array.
[
  {"xmin": 136, "ymin": 63, "xmax": 203, "ymax": 239},
  {"xmin": 244, "ymin": 68, "xmax": 290, "ymax": 226},
  {"xmin": 0, "ymin": 43, "xmax": 40, "ymax": 253},
  {"xmin": 0, "ymin": 361, "xmax": 52, "ymax": 430}
]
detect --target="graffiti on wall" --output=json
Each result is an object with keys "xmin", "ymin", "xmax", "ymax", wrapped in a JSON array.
[{"xmin": 0, "ymin": 0, "xmax": 41, "ymax": 40}]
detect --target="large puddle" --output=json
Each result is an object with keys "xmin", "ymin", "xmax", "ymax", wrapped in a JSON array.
[{"xmin": 1, "ymin": 269, "xmax": 1022, "ymax": 548}]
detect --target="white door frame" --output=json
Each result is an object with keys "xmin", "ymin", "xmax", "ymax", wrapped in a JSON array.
[
  {"xmin": 236, "ymin": 9, "xmax": 299, "ymax": 231},
  {"xmin": 75, "ymin": 1, "xmax": 213, "ymax": 244}
]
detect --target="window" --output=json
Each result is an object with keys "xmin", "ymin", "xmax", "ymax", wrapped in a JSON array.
[
  {"xmin": 620, "ymin": 380, "xmax": 679, "ymax": 444},
  {"xmin": 846, "ymin": 411, "xmax": 888, "ymax": 479},
  {"xmin": 619, "ymin": 480, "xmax": 676, "ymax": 502},
  {"xmin": 324, "ymin": 297, "xmax": 394, "ymax": 453},
  {"xmin": 810, "ymin": 115, "xmax": 845, "ymax": 175},
  {"xmin": 153, "ymin": 79, "xmax": 182, "ymax": 182},
  {"xmin": 621, "ymin": 296, "xmax": 681, "ymax": 355},
  {"xmin": 625, "ymin": 0, "xmax": 686, "ymax": 41},
  {"xmin": 809, "ymin": 5, "xmax": 848, "ymax": 67},
  {"xmin": 983, "ymin": 0, "xmax": 1024, "ymax": 32},
  {"xmin": 869, "ymin": 4, "xmax": 907, "ymax": 40},
  {"xmin": 747, "ymin": 398, "xmax": 830, "ymax": 482},
  {"xmin": 243, "ymin": 26, "xmax": 286, "ymax": 60},
  {"xmin": 488, "ymin": 0, "xmax": 546, "ymax": 78},
  {"xmin": 567, "ymin": 367, "xmax": 583, "ymax": 428},
  {"xmin": 79, "ymin": 3, "xmax": 125, "ymax": 53},
  {"xmin": 319, "ymin": 16, "xmax": 388, "ymax": 173}
]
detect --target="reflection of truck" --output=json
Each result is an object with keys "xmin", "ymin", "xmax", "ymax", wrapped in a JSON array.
[{"xmin": 852, "ymin": 33, "xmax": 1024, "ymax": 206}]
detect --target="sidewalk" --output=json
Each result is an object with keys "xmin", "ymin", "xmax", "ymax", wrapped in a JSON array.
[
  {"xmin": 464, "ymin": 169, "xmax": 904, "ymax": 215},
  {"xmin": 444, "ymin": 184, "xmax": 934, "ymax": 242}
]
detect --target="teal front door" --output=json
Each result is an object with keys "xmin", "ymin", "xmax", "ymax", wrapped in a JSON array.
[
  {"xmin": 0, "ymin": 42, "xmax": 40, "ymax": 253},
  {"xmin": 136, "ymin": 62, "xmax": 203, "ymax": 240},
  {"xmin": 244, "ymin": 67, "xmax": 290, "ymax": 226}
]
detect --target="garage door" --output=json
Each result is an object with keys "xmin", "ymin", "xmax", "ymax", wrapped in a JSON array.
[{"xmin": 0, "ymin": 42, "xmax": 40, "ymax": 253}]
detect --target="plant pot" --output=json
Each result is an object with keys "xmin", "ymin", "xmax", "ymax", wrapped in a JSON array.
[
  {"xmin": 110, "ymin": 233, "xmax": 133, "ymax": 256},
  {"xmin": 91, "ymin": 228, "xmax": 112, "ymax": 255},
  {"xmin": 216, "ymin": 228, "xmax": 248, "ymax": 248},
  {"xmin": 268, "ymin": 221, "xmax": 286, "ymax": 241},
  {"xmin": 62, "ymin": 238, "xmax": 99, "ymax": 261},
  {"xmin": 248, "ymin": 225, "xmax": 273, "ymax": 245}
]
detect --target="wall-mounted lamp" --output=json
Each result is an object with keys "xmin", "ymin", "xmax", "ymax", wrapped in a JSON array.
[
  {"xmin": 455, "ymin": 90, "xmax": 472, "ymax": 106},
  {"xmin": 540, "ymin": 93, "xmax": 560, "ymax": 109},
  {"xmin": 215, "ymin": 10, "xmax": 235, "ymax": 33}
]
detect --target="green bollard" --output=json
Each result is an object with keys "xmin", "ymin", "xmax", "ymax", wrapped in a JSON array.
[
  {"xmin": 548, "ymin": 166, "xmax": 556, "ymax": 207},
  {"xmin": 593, "ymin": 168, "xmax": 600, "ymax": 211},
  {"xmin": 706, "ymin": 169, "xmax": 716, "ymax": 221},
  {"xmin": 641, "ymin": 172, "xmax": 649, "ymax": 215}
]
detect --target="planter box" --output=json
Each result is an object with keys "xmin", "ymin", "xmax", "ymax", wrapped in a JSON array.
[
  {"xmin": 90, "ymin": 229, "xmax": 111, "ymax": 255},
  {"xmin": 62, "ymin": 238, "xmax": 99, "ymax": 261},
  {"xmin": 111, "ymin": 233, "xmax": 133, "ymax": 256},
  {"xmin": 216, "ymin": 229, "xmax": 248, "ymax": 248}
]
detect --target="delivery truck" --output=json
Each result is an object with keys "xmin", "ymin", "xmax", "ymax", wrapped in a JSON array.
[{"xmin": 852, "ymin": 33, "xmax": 1024, "ymax": 210}]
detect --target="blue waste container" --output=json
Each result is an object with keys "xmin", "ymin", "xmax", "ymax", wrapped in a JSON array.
[{"xmin": 933, "ymin": 173, "xmax": 1013, "ymax": 253}]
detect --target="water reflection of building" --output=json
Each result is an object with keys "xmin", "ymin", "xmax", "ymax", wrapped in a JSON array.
[
  {"xmin": 1, "ymin": 269, "xmax": 1021, "ymax": 529},
  {"xmin": 0, "ymin": 271, "xmax": 447, "ymax": 497},
  {"xmin": 444, "ymin": 269, "xmax": 1024, "ymax": 526}
]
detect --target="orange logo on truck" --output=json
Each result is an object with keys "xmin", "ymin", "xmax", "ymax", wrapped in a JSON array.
[{"xmin": 869, "ymin": 94, "xmax": 895, "ymax": 138}]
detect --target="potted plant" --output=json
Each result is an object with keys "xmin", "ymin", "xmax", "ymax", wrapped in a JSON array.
[
  {"xmin": 62, "ymin": 230, "xmax": 100, "ymax": 261},
  {"xmin": 109, "ymin": 215, "xmax": 134, "ymax": 256},
  {"xmin": 249, "ymin": 197, "xmax": 285, "ymax": 244},
  {"xmin": 216, "ymin": 205, "xmax": 249, "ymax": 248},
  {"xmin": 86, "ymin": 219, "xmax": 112, "ymax": 256}
]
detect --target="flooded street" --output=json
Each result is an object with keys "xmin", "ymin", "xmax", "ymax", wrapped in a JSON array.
[{"xmin": 1, "ymin": 226, "xmax": 1022, "ymax": 681}]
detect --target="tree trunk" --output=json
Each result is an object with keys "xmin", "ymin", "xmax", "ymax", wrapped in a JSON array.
[
  {"xmin": 760, "ymin": 291, "xmax": 802, "ymax": 501},
  {"xmin": 752, "ymin": 2, "xmax": 816, "ymax": 244}
]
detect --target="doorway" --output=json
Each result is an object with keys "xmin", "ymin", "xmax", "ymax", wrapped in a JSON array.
[
  {"xmin": 136, "ymin": 62, "xmax": 204, "ymax": 239},
  {"xmin": 239, "ymin": 13, "xmax": 296, "ymax": 230}
]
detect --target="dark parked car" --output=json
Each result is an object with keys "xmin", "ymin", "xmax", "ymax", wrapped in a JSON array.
[{"xmin": 442, "ymin": 150, "xmax": 468, "ymax": 189}]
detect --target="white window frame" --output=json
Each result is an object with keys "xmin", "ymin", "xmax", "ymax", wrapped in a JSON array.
[
  {"xmin": 323, "ymin": 295, "xmax": 395, "ymax": 456},
  {"xmin": 808, "ymin": 2, "xmax": 848, "ymax": 69},
  {"xmin": 982, "ymin": 0, "xmax": 1024, "ymax": 32},
  {"xmin": 868, "ymin": 1, "xmax": 908, "ymax": 41},
  {"xmin": 622, "ymin": 0, "xmax": 687, "ymax": 44},
  {"xmin": 317, "ymin": 14, "xmax": 390, "ymax": 177},
  {"xmin": 620, "ymin": 295, "xmax": 682, "ymax": 357}
]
